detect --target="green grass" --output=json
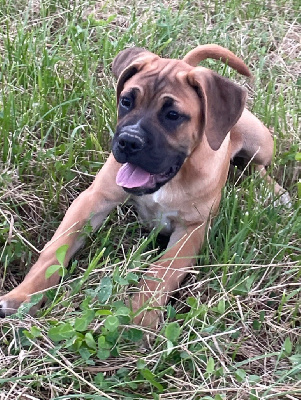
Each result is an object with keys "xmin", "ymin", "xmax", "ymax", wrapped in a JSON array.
[{"xmin": 0, "ymin": 0, "xmax": 300, "ymax": 399}]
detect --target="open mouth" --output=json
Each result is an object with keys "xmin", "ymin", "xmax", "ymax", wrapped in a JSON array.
[{"xmin": 116, "ymin": 162, "xmax": 181, "ymax": 195}]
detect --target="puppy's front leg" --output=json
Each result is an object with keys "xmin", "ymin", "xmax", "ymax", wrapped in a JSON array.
[
  {"xmin": 132, "ymin": 223, "xmax": 206, "ymax": 328},
  {"xmin": 0, "ymin": 154, "xmax": 126, "ymax": 316}
]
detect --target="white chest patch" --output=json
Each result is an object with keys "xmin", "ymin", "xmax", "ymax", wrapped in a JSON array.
[{"xmin": 132, "ymin": 187, "xmax": 179, "ymax": 234}]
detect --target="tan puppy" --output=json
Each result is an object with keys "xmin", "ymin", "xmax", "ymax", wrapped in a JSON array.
[{"xmin": 0, "ymin": 45, "xmax": 288, "ymax": 327}]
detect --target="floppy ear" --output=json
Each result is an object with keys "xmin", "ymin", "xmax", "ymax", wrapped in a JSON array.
[
  {"xmin": 112, "ymin": 47, "xmax": 153, "ymax": 78},
  {"xmin": 112, "ymin": 47, "xmax": 158, "ymax": 101},
  {"xmin": 187, "ymin": 67, "xmax": 247, "ymax": 150}
]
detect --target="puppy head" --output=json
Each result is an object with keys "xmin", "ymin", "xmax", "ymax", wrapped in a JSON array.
[{"xmin": 112, "ymin": 47, "xmax": 247, "ymax": 196}]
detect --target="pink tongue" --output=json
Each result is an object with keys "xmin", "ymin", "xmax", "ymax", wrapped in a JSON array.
[{"xmin": 116, "ymin": 163, "xmax": 152, "ymax": 188}]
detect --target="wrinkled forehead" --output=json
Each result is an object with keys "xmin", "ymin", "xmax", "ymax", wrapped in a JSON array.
[{"xmin": 121, "ymin": 59, "xmax": 198, "ymax": 103}]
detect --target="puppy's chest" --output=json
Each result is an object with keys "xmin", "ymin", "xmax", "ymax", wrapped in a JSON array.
[{"xmin": 131, "ymin": 188, "xmax": 179, "ymax": 234}]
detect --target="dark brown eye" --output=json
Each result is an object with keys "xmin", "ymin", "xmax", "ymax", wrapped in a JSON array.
[
  {"xmin": 120, "ymin": 97, "xmax": 132, "ymax": 109},
  {"xmin": 166, "ymin": 110, "xmax": 180, "ymax": 120}
]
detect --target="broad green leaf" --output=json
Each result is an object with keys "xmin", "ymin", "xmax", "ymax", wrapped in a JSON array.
[
  {"xmin": 126, "ymin": 272, "xmax": 139, "ymax": 283},
  {"xmin": 95, "ymin": 310, "xmax": 112, "ymax": 316},
  {"xmin": 180, "ymin": 351, "xmax": 190, "ymax": 360},
  {"xmin": 98, "ymin": 335, "xmax": 111, "ymax": 349},
  {"xmin": 235, "ymin": 368, "xmax": 246, "ymax": 382},
  {"xmin": 295, "ymin": 152, "xmax": 301, "ymax": 161},
  {"xmin": 30, "ymin": 326, "xmax": 42, "ymax": 338},
  {"xmin": 250, "ymin": 389, "xmax": 258, "ymax": 400},
  {"xmin": 140, "ymin": 369, "xmax": 164, "ymax": 392},
  {"xmin": 166, "ymin": 339, "xmax": 174, "ymax": 355},
  {"xmin": 122, "ymin": 328, "xmax": 143, "ymax": 342},
  {"xmin": 48, "ymin": 323, "xmax": 74, "ymax": 342},
  {"xmin": 56, "ymin": 244, "xmax": 69, "ymax": 265},
  {"xmin": 259, "ymin": 311, "xmax": 265, "ymax": 322},
  {"xmin": 85, "ymin": 332, "xmax": 96, "ymax": 349},
  {"xmin": 45, "ymin": 264, "xmax": 66, "ymax": 279},
  {"xmin": 112, "ymin": 300, "xmax": 125, "ymax": 309},
  {"xmin": 114, "ymin": 306, "xmax": 130, "ymax": 316},
  {"xmin": 97, "ymin": 349, "xmax": 110, "ymax": 360},
  {"xmin": 94, "ymin": 372, "xmax": 106, "ymax": 386},
  {"xmin": 217, "ymin": 299, "xmax": 225, "ymax": 314},
  {"xmin": 164, "ymin": 322, "xmax": 181, "ymax": 343},
  {"xmin": 166, "ymin": 304, "xmax": 176, "ymax": 319},
  {"xmin": 137, "ymin": 359, "xmax": 146, "ymax": 370},
  {"xmin": 74, "ymin": 310, "xmax": 95, "ymax": 332},
  {"xmin": 186, "ymin": 296, "xmax": 198, "ymax": 309},
  {"xmin": 71, "ymin": 337, "xmax": 83, "ymax": 351},
  {"xmin": 206, "ymin": 357, "xmax": 215, "ymax": 374},
  {"xmin": 79, "ymin": 347, "xmax": 91, "ymax": 360},
  {"xmin": 64, "ymin": 332, "xmax": 84, "ymax": 348},
  {"xmin": 113, "ymin": 275, "xmax": 129, "ymax": 285},
  {"xmin": 98, "ymin": 277, "xmax": 113, "ymax": 303},
  {"xmin": 284, "ymin": 337, "xmax": 293, "ymax": 355},
  {"xmin": 252, "ymin": 319, "xmax": 261, "ymax": 330},
  {"xmin": 55, "ymin": 323, "xmax": 75, "ymax": 339},
  {"xmin": 104, "ymin": 315, "xmax": 119, "ymax": 332}
]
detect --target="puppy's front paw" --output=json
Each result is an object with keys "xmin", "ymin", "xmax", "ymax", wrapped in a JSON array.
[
  {"xmin": 0, "ymin": 292, "xmax": 28, "ymax": 317},
  {"xmin": 278, "ymin": 190, "xmax": 292, "ymax": 208},
  {"xmin": 130, "ymin": 294, "xmax": 163, "ymax": 329}
]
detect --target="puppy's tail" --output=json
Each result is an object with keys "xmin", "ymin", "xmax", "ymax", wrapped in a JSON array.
[{"xmin": 183, "ymin": 44, "xmax": 252, "ymax": 77}]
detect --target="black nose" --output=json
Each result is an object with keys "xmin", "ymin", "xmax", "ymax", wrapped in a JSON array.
[{"xmin": 117, "ymin": 133, "xmax": 144, "ymax": 155}]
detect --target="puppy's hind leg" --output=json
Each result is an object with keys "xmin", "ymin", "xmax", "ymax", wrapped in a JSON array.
[
  {"xmin": 230, "ymin": 109, "xmax": 291, "ymax": 206},
  {"xmin": 254, "ymin": 164, "xmax": 292, "ymax": 207}
]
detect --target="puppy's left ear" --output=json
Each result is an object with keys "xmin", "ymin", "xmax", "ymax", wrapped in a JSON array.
[
  {"xmin": 112, "ymin": 47, "xmax": 158, "ymax": 101},
  {"xmin": 187, "ymin": 67, "xmax": 247, "ymax": 150},
  {"xmin": 112, "ymin": 47, "xmax": 153, "ymax": 78}
]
